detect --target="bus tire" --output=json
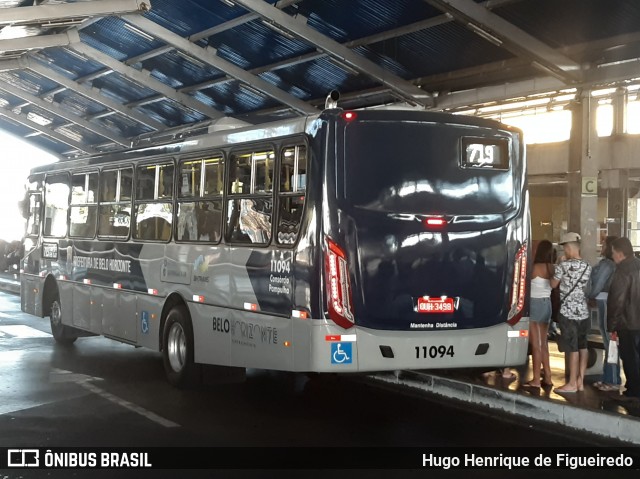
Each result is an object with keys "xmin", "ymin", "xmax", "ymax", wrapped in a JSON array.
[
  {"xmin": 162, "ymin": 305, "xmax": 200, "ymax": 388},
  {"xmin": 49, "ymin": 296, "xmax": 77, "ymax": 346}
]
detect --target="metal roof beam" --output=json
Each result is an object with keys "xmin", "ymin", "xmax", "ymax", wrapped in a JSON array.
[
  {"xmin": 117, "ymin": 0, "xmax": 524, "ymax": 99},
  {"xmin": 0, "ymin": 106, "xmax": 96, "ymax": 154},
  {"xmin": 0, "ymin": 81, "xmax": 130, "ymax": 146},
  {"xmin": 94, "ymin": 1, "xmax": 301, "ymax": 69},
  {"xmin": 0, "ymin": 82, "xmax": 131, "ymax": 147},
  {"xmin": 436, "ymin": 60, "xmax": 640, "ymax": 111},
  {"xmin": 123, "ymin": 15, "xmax": 317, "ymax": 115},
  {"xmin": 424, "ymin": 0, "xmax": 582, "ymax": 83},
  {"xmin": 21, "ymin": 56, "xmax": 166, "ymax": 131},
  {"xmin": 66, "ymin": 30, "xmax": 226, "ymax": 120},
  {"xmin": 232, "ymin": 0, "xmax": 432, "ymax": 107},
  {"xmin": 0, "ymin": 33, "xmax": 71, "ymax": 52},
  {"xmin": 0, "ymin": 0, "xmax": 150, "ymax": 26}
]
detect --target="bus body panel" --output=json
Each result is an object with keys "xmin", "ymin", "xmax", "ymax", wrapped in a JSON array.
[{"xmin": 309, "ymin": 320, "xmax": 529, "ymax": 372}]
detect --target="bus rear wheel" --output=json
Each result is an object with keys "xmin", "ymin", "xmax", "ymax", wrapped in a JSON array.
[
  {"xmin": 162, "ymin": 305, "xmax": 200, "ymax": 388},
  {"xmin": 49, "ymin": 297, "xmax": 77, "ymax": 346}
]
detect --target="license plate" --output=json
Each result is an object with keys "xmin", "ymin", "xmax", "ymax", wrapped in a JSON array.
[{"xmin": 417, "ymin": 296, "xmax": 455, "ymax": 314}]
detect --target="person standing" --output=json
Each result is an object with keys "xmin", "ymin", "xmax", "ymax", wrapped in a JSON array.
[
  {"xmin": 588, "ymin": 236, "xmax": 620, "ymax": 392},
  {"xmin": 524, "ymin": 240, "xmax": 555, "ymax": 389},
  {"xmin": 551, "ymin": 232, "xmax": 591, "ymax": 394},
  {"xmin": 607, "ymin": 237, "xmax": 640, "ymax": 401}
]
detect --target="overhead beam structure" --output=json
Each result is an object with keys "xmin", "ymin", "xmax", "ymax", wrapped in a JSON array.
[
  {"xmin": 121, "ymin": 0, "xmax": 302, "ymax": 67},
  {"xmin": 123, "ymin": 15, "xmax": 318, "ymax": 115},
  {"xmin": 0, "ymin": 81, "xmax": 130, "ymax": 146},
  {"xmin": 424, "ymin": 0, "xmax": 582, "ymax": 83},
  {"xmin": 436, "ymin": 60, "xmax": 640, "ymax": 111},
  {"xmin": 0, "ymin": 106, "xmax": 96, "ymax": 154},
  {"xmin": 0, "ymin": 33, "xmax": 71, "ymax": 53},
  {"xmin": 0, "ymin": 0, "xmax": 150, "ymax": 26},
  {"xmin": 65, "ymin": 30, "xmax": 226, "ymax": 121},
  {"xmin": 20, "ymin": 57, "xmax": 166, "ymax": 131},
  {"xmin": 177, "ymin": 0, "xmax": 524, "ymax": 98},
  {"xmin": 232, "ymin": 0, "xmax": 433, "ymax": 107}
]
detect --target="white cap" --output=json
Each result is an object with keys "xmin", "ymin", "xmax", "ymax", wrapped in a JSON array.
[{"xmin": 559, "ymin": 232, "xmax": 581, "ymax": 245}]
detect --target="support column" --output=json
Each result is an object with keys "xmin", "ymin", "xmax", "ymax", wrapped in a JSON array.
[
  {"xmin": 603, "ymin": 170, "xmax": 629, "ymax": 238},
  {"xmin": 567, "ymin": 91, "xmax": 599, "ymax": 264}
]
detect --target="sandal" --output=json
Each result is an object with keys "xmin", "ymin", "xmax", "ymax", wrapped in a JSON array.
[
  {"xmin": 597, "ymin": 383, "xmax": 619, "ymax": 392},
  {"xmin": 542, "ymin": 382, "xmax": 554, "ymax": 389},
  {"xmin": 593, "ymin": 381, "xmax": 604, "ymax": 389},
  {"xmin": 523, "ymin": 381, "xmax": 541, "ymax": 388}
]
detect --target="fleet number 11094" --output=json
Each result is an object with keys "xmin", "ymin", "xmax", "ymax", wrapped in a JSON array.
[{"xmin": 415, "ymin": 345, "xmax": 454, "ymax": 359}]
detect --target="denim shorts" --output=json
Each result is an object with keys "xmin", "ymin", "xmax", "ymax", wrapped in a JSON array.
[{"xmin": 530, "ymin": 297, "xmax": 552, "ymax": 324}]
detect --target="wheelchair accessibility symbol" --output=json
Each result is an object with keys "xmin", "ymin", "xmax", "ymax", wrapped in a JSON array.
[
  {"xmin": 141, "ymin": 311, "xmax": 150, "ymax": 335},
  {"xmin": 331, "ymin": 342, "xmax": 352, "ymax": 365}
]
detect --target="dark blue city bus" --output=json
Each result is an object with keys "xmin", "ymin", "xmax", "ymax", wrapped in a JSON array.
[{"xmin": 21, "ymin": 108, "xmax": 529, "ymax": 387}]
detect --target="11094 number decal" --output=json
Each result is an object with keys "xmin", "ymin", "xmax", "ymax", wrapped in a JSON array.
[{"xmin": 415, "ymin": 345, "xmax": 454, "ymax": 359}]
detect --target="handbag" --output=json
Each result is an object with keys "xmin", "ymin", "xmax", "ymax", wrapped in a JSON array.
[{"xmin": 607, "ymin": 339, "xmax": 619, "ymax": 364}]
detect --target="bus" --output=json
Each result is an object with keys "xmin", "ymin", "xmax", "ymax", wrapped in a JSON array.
[{"xmin": 20, "ymin": 107, "xmax": 530, "ymax": 387}]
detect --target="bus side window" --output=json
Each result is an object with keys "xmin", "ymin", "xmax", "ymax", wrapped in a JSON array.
[
  {"xmin": 98, "ymin": 168, "xmax": 131, "ymax": 238},
  {"xmin": 176, "ymin": 156, "xmax": 223, "ymax": 243},
  {"xmin": 277, "ymin": 145, "xmax": 307, "ymax": 245},
  {"xmin": 225, "ymin": 148, "xmax": 274, "ymax": 245},
  {"xmin": 225, "ymin": 198, "xmax": 272, "ymax": 244},
  {"xmin": 133, "ymin": 163, "xmax": 173, "ymax": 242},
  {"xmin": 70, "ymin": 172, "xmax": 98, "ymax": 239},
  {"xmin": 44, "ymin": 174, "xmax": 70, "ymax": 238}
]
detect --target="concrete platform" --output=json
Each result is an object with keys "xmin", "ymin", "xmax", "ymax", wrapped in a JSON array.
[{"xmin": 367, "ymin": 342, "xmax": 640, "ymax": 445}]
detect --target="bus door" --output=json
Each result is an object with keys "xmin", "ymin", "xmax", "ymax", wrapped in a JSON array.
[{"xmin": 21, "ymin": 192, "xmax": 42, "ymax": 316}]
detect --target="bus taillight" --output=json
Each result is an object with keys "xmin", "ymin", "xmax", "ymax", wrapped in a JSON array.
[
  {"xmin": 507, "ymin": 242, "xmax": 528, "ymax": 325},
  {"xmin": 424, "ymin": 216, "xmax": 446, "ymax": 228},
  {"xmin": 324, "ymin": 237, "xmax": 355, "ymax": 329}
]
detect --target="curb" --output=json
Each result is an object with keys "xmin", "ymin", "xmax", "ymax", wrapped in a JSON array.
[{"xmin": 368, "ymin": 370, "xmax": 640, "ymax": 445}]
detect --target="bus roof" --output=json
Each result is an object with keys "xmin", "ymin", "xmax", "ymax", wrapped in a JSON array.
[{"xmin": 28, "ymin": 109, "xmax": 520, "ymax": 177}]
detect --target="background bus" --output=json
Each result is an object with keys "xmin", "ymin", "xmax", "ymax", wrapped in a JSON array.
[{"xmin": 20, "ymin": 108, "xmax": 529, "ymax": 387}]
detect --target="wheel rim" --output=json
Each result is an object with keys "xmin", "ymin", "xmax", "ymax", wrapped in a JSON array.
[
  {"xmin": 51, "ymin": 300, "xmax": 62, "ymax": 327},
  {"xmin": 167, "ymin": 322, "xmax": 187, "ymax": 373}
]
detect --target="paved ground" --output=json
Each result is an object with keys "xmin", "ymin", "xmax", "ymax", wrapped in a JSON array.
[{"xmin": 0, "ymin": 288, "xmax": 631, "ymax": 478}]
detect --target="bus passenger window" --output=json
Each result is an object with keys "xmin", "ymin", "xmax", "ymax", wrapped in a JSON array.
[
  {"xmin": 100, "ymin": 170, "xmax": 117, "ymax": 202},
  {"xmin": 98, "ymin": 205, "xmax": 131, "ymax": 237},
  {"xmin": 158, "ymin": 164, "xmax": 174, "ymax": 199},
  {"xmin": 136, "ymin": 165, "xmax": 156, "ymax": 201},
  {"xmin": 277, "ymin": 145, "xmax": 307, "ymax": 245},
  {"xmin": 177, "ymin": 201, "xmax": 223, "ymax": 242},
  {"xmin": 26, "ymin": 194, "xmax": 41, "ymax": 236},
  {"xmin": 134, "ymin": 203, "xmax": 173, "ymax": 241},
  {"xmin": 179, "ymin": 160, "xmax": 202, "ymax": 198},
  {"xmin": 120, "ymin": 168, "xmax": 133, "ymax": 201},
  {"xmin": 225, "ymin": 198, "xmax": 272, "ymax": 244},
  {"xmin": 70, "ymin": 172, "xmax": 98, "ymax": 239},
  {"xmin": 204, "ymin": 157, "xmax": 224, "ymax": 195},
  {"xmin": 98, "ymin": 168, "xmax": 132, "ymax": 238},
  {"xmin": 228, "ymin": 153, "xmax": 252, "ymax": 194},
  {"xmin": 253, "ymin": 151, "xmax": 274, "ymax": 194},
  {"xmin": 277, "ymin": 196, "xmax": 304, "ymax": 245},
  {"xmin": 44, "ymin": 175, "xmax": 70, "ymax": 238}
]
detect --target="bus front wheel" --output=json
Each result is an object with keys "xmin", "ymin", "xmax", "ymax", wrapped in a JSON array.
[
  {"xmin": 162, "ymin": 305, "xmax": 199, "ymax": 388},
  {"xmin": 49, "ymin": 297, "xmax": 77, "ymax": 346}
]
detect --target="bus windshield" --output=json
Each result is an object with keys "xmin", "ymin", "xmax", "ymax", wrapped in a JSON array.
[{"xmin": 344, "ymin": 121, "xmax": 515, "ymax": 216}]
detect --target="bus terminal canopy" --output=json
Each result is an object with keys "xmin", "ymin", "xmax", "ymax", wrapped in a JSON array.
[{"xmin": 0, "ymin": 0, "xmax": 639, "ymax": 160}]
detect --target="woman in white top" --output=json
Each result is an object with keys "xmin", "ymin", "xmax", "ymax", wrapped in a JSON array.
[{"xmin": 525, "ymin": 240, "xmax": 555, "ymax": 389}]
